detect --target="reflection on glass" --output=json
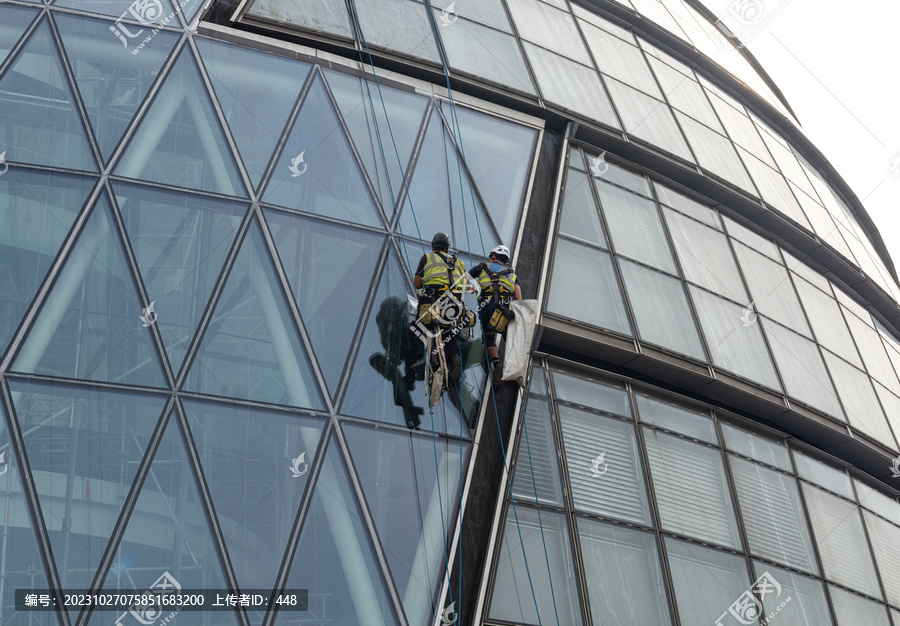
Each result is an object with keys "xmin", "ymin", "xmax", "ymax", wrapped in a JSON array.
[
  {"xmin": 0, "ymin": 21, "xmax": 96, "ymax": 171},
  {"xmin": 264, "ymin": 77, "xmax": 382, "ymax": 226},
  {"xmin": 0, "ymin": 169, "xmax": 93, "ymax": 360},
  {"xmin": 353, "ymin": 0, "xmax": 440, "ymax": 62},
  {"xmin": 558, "ymin": 169, "xmax": 607, "ymax": 248},
  {"xmin": 489, "ymin": 506, "xmax": 584, "ymax": 626},
  {"xmin": 326, "ymin": 69, "xmax": 427, "ymax": 219},
  {"xmin": 266, "ymin": 209, "xmax": 383, "ymax": 393},
  {"xmin": 116, "ymin": 183, "xmax": 247, "ymax": 375},
  {"xmin": 829, "ymin": 584, "xmax": 890, "ymax": 626},
  {"xmin": 636, "ymin": 393, "xmax": 715, "ymax": 443},
  {"xmin": 577, "ymin": 518, "xmax": 672, "ymax": 625},
  {"xmin": 55, "ymin": 12, "xmax": 177, "ymax": 162},
  {"xmin": 751, "ymin": 561, "xmax": 834, "ymax": 626},
  {"xmin": 0, "ymin": 6, "xmax": 37, "ymax": 67},
  {"xmin": 278, "ymin": 435, "xmax": 398, "ymax": 625},
  {"xmin": 344, "ymin": 425, "xmax": 464, "ymax": 625},
  {"xmin": 665, "ymin": 537, "xmax": 750, "ymax": 626},
  {"xmin": 115, "ymin": 47, "xmax": 246, "ymax": 197},
  {"xmin": 12, "ymin": 193, "xmax": 167, "ymax": 387},
  {"xmin": 551, "ymin": 370, "xmax": 631, "ymax": 416},
  {"xmin": 547, "ymin": 239, "xmax": 631, "ymax": 335},
  {"xmin": 720, "ymin": 422, "xmax": 791, "ymax": 471},
  {"xmin": 802, "ymin": 483, "xmax": 882, "ymax": 598},
  {"xmin": 197, "ymin": 38, "xmax": 309, "ymax": 189},
  {"xmin": 341, "ymin": 255, "xmax": 474, "ymax": 434},
  {"xmin": 185, "ymin": 221, "xmax": 323, "ymax": 409},
  {"xmin": 185, "ymin": 399, "xmax": 326, "ymax": 619},
  {"xmin": 863, "ymin": 510, "xmax": 900, "ymax": 608},
  {"xmin": 100, "ymin": 415, "xmax": 239, "ymax": 626}
]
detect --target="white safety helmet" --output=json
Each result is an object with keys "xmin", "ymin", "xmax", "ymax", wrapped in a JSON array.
[{"xmin": 491, "ymin": 245, "xmax": 511, "ymax": 261}]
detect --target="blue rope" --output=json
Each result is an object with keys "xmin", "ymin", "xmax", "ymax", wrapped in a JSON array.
[{"xmin": 418, "ymin": 8, "xmax": 554, "ymax": 626}]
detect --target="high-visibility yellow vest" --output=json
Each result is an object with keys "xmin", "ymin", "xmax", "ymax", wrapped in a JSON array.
[
  {"xmin": 421, "ymin": 251, "xmax": 466, "ymax": 291},
  {"xmin": 476, "ymin": 265, "xmax": 516, "ymax": 300}
]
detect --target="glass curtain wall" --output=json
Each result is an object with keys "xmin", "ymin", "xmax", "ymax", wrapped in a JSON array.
[
  {"xmin": 487, "ymin": 361, "xmax": 900, "ymax": 625},
  {"xmin": 0, "ymin": 3, "xmax": 539, "ymax": 623}
]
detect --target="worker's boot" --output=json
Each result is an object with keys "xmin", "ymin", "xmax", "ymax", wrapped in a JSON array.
[{"xmin": 491, "ymin": 358, "xmax": 503, "ymax": 388}]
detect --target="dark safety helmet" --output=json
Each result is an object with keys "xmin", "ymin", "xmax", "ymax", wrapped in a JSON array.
[{"xmin": 431, "ymin": 232, "xmax": 451, "ymax": 250}]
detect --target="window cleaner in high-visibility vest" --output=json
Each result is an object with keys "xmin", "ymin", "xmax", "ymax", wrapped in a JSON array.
[
  {"xmin": 412, "ymin": 232, "xmax": 472, "ymax": 383},
  {"xmin": 469, "ymin": 244, "xmax": 522, "ymax": 387}
]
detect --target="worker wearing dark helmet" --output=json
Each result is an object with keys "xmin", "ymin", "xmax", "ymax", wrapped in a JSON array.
[
  {"xmin": 413, "ymin": 232, "xmax": 468, "ymax": 381},
  {"xmin": 469, "ymin": 244, "xmax": 522, "ymax": 386}
]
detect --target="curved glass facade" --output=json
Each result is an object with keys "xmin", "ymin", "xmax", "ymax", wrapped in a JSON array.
[
  {"xmin": 487, "ymin": 361, "xmax": 900, "ymax": 626},
  {"xmin": 2, "ymin": 0, "xmax": 899, "ymax": 625}
]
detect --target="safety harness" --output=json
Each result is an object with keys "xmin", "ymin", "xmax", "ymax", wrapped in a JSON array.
[{"xmin": 476, "ymin": 263, "xmax": 516, "ymax": 333}]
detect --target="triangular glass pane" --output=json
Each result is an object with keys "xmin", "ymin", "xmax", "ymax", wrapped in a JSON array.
[
  {"xmin": 558, "ymin": 168, "xmax": 606, "ymax": 248},
  {"xmin": 341, "ymin": 253, "xmax": 466, "ymax": 435},
  {"xmin": 12, "ymin": 192, "xmax": 168, "ymax": 387},
  {"xmin": 9, "ymin": 379, "xmax": 166, "ymax": 620},
  {"xmin": 325, "ymin": 69, "xmax": 427, "ymax": 218},
  {"xmin": 344, "ymin": 424, "xmax": 467, "ymax": 626},
  {"xmin": 115, "ymin": 46, "xmax": 247, "ymax": 197},
  {"xmin": 276, "ymin": 434, "xmax": 399, "ymax": 626},
  {"xmin": 185, "ymin": 220, "xmax": 324, "ymax": 409},
  {"xmin": 0, "ymin": 20, "xmax": 96, "ymax": 171},
  {"xmin": 262, "ymin": 77, "xmax": 382, "ymax": 227},
  {"xmin": 265, "ymin": 209, "xmax": 383, "ymax": 395},
  {"xmin": 0, "ymin": 5, "xmax": 38, "ymax": 67},
  {"xmin": 440, "ymin": 102, "xmax": 537, "ymax": 246},
  {"xmin": 197, "ymin": 39, "xmax": 309, "ymax": 190},
  {"xmin": 55, "ymin": 12, "xmax": 178, "ymax": 162},
  {"xmin": 91, "ymin": 412, "xmax": 241, "ymax": 626},
  {"xmin": 0, "ymin": 168, "xmax": 94, "ymax": 360},
  {"xmin": 184, "ymin": 398, "xmax": 325, "ymax": 626},
  {"xmin": 0, "ymin": 400, "xmax": 58, "ymax": 625},
  {"xmin": 400, "ymin": 110, "xmax": 497, "ymax": 257},
  {"xmin": 115, "ymin": 182, "xmax": 246, "ymax": 374}
]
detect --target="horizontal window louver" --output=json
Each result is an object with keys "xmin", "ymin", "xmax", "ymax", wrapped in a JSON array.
[
  {"xmin": 512, "ymin": 399, "xmax": 564, "ymax": 507},
  {"xmin": 558, "ymin": 405, "xmax": 651, "ymax": 526},
  {"xmin": 644, "ymin": 428, "xmax": 741, "ymax": 549}
]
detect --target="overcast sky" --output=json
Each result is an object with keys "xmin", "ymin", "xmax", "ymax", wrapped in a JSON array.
[{"xmin": 705, "ymin": 0, "xmax": 900, "ymax": 274}]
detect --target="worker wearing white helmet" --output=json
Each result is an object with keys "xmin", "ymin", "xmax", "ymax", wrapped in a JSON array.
[{"xmin": 469, "ymin": 244, "xmax": 522, "ymax": 386}]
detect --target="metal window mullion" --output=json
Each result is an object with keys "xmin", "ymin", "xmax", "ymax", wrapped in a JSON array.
[
  {"xmin": 259, "ymin": 418, "xmax": 336, "ymax": 626},
  {"xmin": 104, "ymin": 179, "xmax": 178, "ymax": 389},
  {"xmin": 319, "ymin": 66, "xmax": 395, "ymax": 230},
  {"xmin": 331, "ymin": 420, "xmax": 410, "ymax": 626},
  {"xmin": 173, "ymin": 200, "xmax": 256, "ymax": 390},
  {"xmin": 253, "ymin": 65, "xmax": 318, "ymax": 201},
  {"xmin": 389, "ymin": 98, "xmax": 435, "ymax": 235},
  {"xmin": 851, "ymin": 481, "xmax": 894, "ymax": 616},
  {"xmin": 73, "ymin": 395, "xmax": 175, "ymax": 626},
  {"xmin": 638, "ymin": 39, "xmax": 701, "ymax": 166},
  {"xmin": 0, "ymin": 6, "xmax": 44, "ymax": 83},
  {"xmin": 651, "ymin": 186, "xmax": 733, "ymax": 374},
  {"xmin": 628, "ymin": 385, "xmax": 681, "ymax": 626},
  {"xmin": 433, "ymin": 103, "xmax": 503, "ymax": 248},
  {"xmin": 790, "ymin": 459, "xmax": 843, "ymax": 626},
  {"xmin": 0, "ymin": 375, "xmax": 73, "ymax": 626},
  {"xmin": 780, "ymin": 263, "xmax": 854, "ymax": 426},
  {"xmin": 253, "ymin": 204, "xmax": 335, "ymax": 415},
  {"xmin": 332, "ymin": 236, "xmax": 392, "ymax": 411},
  {"xmin": 494, "ymin": 0, "xmax": 546, "ymax": 105},
  {"xmin": 188, "ymin": 35, "xmax": 257, "ymax": 202},
  {"xmin": 104, "ymin": 35, "xmax": 189, "ymax": 175},
  {"xmin": 46, "ymin": 11, "xmax": 105, "ymax": 173},
  {"xmin": 585, "ymin": 153, "xmax": 639, "ymax": 344},
  {"xmin": 0, "ymin": 177, "xmax": 105, "ymax": 373},
  {"xmin": 719, "ymin": 224, "xmax": 789, "ymax": 396}
]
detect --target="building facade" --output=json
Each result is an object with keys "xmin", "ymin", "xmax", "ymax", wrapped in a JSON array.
[{"xmin": 0, "ymin": 0, "xmax": 899, "ymax": 625}]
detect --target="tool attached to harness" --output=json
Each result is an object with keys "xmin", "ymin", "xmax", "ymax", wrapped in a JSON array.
[{"xmin": 477, "ymin": 263, "xmax": 516, "ymax": 333}]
